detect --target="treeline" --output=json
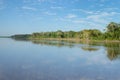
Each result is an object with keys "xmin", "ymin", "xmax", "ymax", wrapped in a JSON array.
[
  {"xmin": 0, "ymin": 36, "xmax": 10, "ymax": 38},
  {"xmin": 11, "ymin": 22, "xmax": 120, "ymax": 40},
  {"xmin": 11, "ymin": 34, "xmax": 31, "ymax": 40}
]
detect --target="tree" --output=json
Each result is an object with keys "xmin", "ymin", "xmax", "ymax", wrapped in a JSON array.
[
  {"xmin": 56, "ymin": 30, "xmax": 64, "ymax": 38},
  {"xmin": 107, "ymin": 22, "xmax": 118, "ymax": 32},
  {"xmin": 106, "ymin": 22, "xmax": 120, "ymax": 40}
]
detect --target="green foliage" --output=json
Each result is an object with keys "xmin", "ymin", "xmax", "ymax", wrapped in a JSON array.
[
  {"xmin": 107, "ymin": 22, "xmax": 119, "ymax": 32},
  {"xmin": 78, "ymin": 29, "xmax": 102, "ymax": 40},
  {"xmin": 11, "ymin": 22, "xmax": 120, "ymax": 41},
  {"xmin": 11, "ymin": 34, "xmax": 31, "ymax": 40},
  {"xmin": 105, "ymin": 22, "xmax": 120, "ymax": 40}
]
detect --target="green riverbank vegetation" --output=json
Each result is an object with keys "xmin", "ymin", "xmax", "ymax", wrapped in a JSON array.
[{"xmin": 11, "ymin": 22, "xmax": 120, "ymax": 41}]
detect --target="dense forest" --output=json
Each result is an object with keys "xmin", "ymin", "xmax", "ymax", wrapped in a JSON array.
[{"xmin": 11, "ymin": 22, "xmax": 120, "ymax": 40}]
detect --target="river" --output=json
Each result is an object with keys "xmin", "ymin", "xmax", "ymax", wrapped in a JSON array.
[{"xmin": 0, "ymin": 38, "xmax": 120, "ymax": 80}]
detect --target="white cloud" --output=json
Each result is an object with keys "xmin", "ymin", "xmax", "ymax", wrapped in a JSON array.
[
  {"xmin": 72, "ymin": 9, "xmax": 94, "ymax": 14},
  {"xmin": 72, "ymin": 20, "xmax": 86, "ymax": 23},
  {"xmin": 72, "ymin": 8, "xmax": 120, "ymax": 24},
  {"xmin": 57, "ymin": 7, "xmax": 120, "ymax": 30},
  {"xmin": 87, "ymin": 0, "xmax": 108, "ymax": 3},
  {"xmin": 86, "ymin": 12, "xmax": 119, "ymax": 24},
  {"xmin": 102, "ymin": 7, "xmax": 119, "ymax": 12},
  {"xmin": 38, "ymin": 0, "xmax": 46, "ymax": 2},
  {"xmin": 66, "ymin": 14, "xmax": 77, "ymax": 19},
  {"xmin": 37, "ymin": 0, "xmax": 55, "ymax": 3},
  {"xmin": 100, "ymin": 0, "xmax": 108, "ymax": 2},
  {"xmin": 51, "ymin": 6, "xmax": 63, "ymax": 9},
  {"xmin": 72, "ymin": 19, "xmax": 103, "ymax": 29},
  {"xmin": 23, "ymin": 0, "xmax": 31, "ymax": 3},
  {"xmin": 22, "ymin": 6, "xmax": 37, "ymax": 11},
  {"xmin": 43, "ymin": 11, "xmax": 56, "ymax": 16},
  {"xmin": 71, "ymin": 11, "xmax": 119, "ymax": 29}
]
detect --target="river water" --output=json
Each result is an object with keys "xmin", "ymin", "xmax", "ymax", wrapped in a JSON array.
[{"xmin": 0, "ymin": 38, "xmax": 120, "ymax": 80}]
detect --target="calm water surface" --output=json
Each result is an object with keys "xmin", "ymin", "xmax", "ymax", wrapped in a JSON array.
[{"xmin": 0, "ymin": 38, "xmax": 120, "ymax": 80}]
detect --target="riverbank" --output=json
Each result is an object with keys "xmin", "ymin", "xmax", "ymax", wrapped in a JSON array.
[
  {"xmin": 28, "ymin": 38, "xmax": 120, "ymax": 43},
  {"xmin": 11, "ymin": 22, "xmax": 120, "ymax": 43}
]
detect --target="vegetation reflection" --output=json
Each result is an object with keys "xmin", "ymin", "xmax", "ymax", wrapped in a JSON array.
[
  {"xmin": 81, "ymin": 46, "xmax": 99, "ymax": 51},
  {"xmin": 12, "ymin": 38, "xmax": 120, "ymax": 61},
  {"xmin": 104, "ymin": 43, "xmax": 120, "ymax": 60},
  {"xmin": 32, "ymin": 40, "xmax": 75, "ymax": 48}
]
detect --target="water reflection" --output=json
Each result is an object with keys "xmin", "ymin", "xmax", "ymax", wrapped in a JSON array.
[
  {"xmin": 1, "ymin": 38, "xmax": 120, "ymax": 80},
  {"xmin": 12, "ymin": 39, "xmax": 120, "ymax": 61},
  {"xmin": 32, "ymin": 40, "xmax": 75, "ymax": 48},
  {"xmin": 104, "ymin": 43, "xmax": 120, "ymax": 61},
  {"xmin": 32, "ymin": 40, "xmax": 120, "ymax": 61},
  {"xmin": 81, "ymin": 46, "xmax": 99, "ymax": 51}
]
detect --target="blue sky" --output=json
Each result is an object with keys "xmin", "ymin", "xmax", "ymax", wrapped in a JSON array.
[{"xmin": 0, "ymin": 0, "xmax": 120, "ymax": 35}]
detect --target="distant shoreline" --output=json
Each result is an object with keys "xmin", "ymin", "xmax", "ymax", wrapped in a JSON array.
[
  {"xmin": 10, "ymin": 22, "xmax": 120, "ymax": 43},
  {"xmin": 0, "ymin": 36, "xmax": 10, "ymax": 38}
]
